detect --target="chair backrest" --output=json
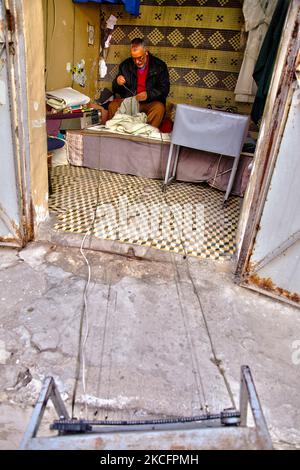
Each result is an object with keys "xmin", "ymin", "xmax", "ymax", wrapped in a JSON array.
[{"xmin": 171, "ymin": 104, "xmax": 249, "ymax": 158}]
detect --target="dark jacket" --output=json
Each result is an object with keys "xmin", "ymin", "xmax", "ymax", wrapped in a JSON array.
[
  {"xmin": 112, "ymin": 53, "xmax": 170, "ymax": 104},
  {"xmin": 251, "ymin": 0, "xmax": 290, "ymax": 124}
]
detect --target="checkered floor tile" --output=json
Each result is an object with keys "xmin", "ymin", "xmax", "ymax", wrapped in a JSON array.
[{"xmin": 49, "ymin": 165, "xmax": 241, "ymax": 260}]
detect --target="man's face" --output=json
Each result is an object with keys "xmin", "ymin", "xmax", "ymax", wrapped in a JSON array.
[{"xmin": 131, "ymin": 45, "xmax": 148, "ymax": 69}]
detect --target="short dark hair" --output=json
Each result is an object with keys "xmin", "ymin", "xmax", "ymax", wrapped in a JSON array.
[{"xmin": 131, "ymin": 38, "xmax": 145, "ymax": 48}]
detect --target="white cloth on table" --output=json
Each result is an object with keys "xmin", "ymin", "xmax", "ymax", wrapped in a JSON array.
[
  {"xmin": 88, "ymin": 97, "xmax": 170, "ymax": 140},
  {"xmin": 105, "ymin": 113, "xmax": 170, "ymax": 140},
  {"xmin": 87, "ymin": 114, "xmax": 170, "ymax": 141}
]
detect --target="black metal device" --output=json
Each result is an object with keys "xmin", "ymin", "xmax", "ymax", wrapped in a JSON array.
[{"xmin": 20, "ymin": 366, "xmax": 273, "ymax": 450}]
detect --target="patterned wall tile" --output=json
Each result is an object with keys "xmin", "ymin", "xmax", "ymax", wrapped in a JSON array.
[
  {"xmin": 100, "ymin": 1, "xmax": 247, "ymax": 112},
  {"xmin": 142, "ymin": 1, "xmax": 242, "ymax": 6}
]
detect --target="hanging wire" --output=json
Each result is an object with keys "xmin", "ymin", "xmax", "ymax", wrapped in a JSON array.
[
  {"xmin": 71, "ymin": 135, "xmax": 103, "ymax": 419},
  {"xmin": 71, "ymin": 183, "xmax": 101, "ymax": 419},
  {"xmin": 158, "ymin": 132, "xmax": 237, "ymax": 410}
]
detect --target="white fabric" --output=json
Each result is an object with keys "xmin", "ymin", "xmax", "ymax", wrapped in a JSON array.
[
  {"xmin": 234, "ymin": 0, "xmax": 277, "ymax": 103},
  {"xmin": 103, "ymin": 96, "xmax": 170, "ymax": 139},
  {"xmin": 106, "ymin": 14, "xmax": 117, "ymax": 29},
  {"xmin": 51, "ymin": 146, "xmax": 68, "ymax": 167},
  {"xmin": 87, "ymin": 97, "xmax": 170, "ymax": 140},
  {"xmin": 46, "ymin": 87, "xmax": 90, "ymax": 110},
  {"xmin": 87, "ymin": 114, "xmax": 170, "ymax": 141},
  {"xmin": 105, "ymin": 113, "xmax": 170, "ymax": 140},
  {"xmin": 99, "ymin": 58, "xmax": 108, "ymax": 79},
  {"xmin": 116, "ymin": 96, "xmax": 139, "ymax": 116},
  {"xmin": 243, "ymin": 0, "xmax": 267, "ymax": 32},
  {"xmin": 46, "ymin": 97, "xmax": 66, "ymax": 111}
]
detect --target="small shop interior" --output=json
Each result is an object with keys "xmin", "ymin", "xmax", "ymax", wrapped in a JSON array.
[{"xmin": 43, "ymin": 0, "xmax": 288, "ymax": 261}]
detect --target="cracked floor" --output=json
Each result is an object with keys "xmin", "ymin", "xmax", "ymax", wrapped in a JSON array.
[{"xmin": 0, "ymin": 242, "xmax": 300, "ymax": 449}]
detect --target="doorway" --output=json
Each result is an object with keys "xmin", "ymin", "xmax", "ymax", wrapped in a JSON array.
[
  {"xmin": 42, "ymin": 0, "xmax": 255, "ymax": 262},
  {"xmin": 2, "ymin": 0, "xmax": 299, "ymax": 297}
]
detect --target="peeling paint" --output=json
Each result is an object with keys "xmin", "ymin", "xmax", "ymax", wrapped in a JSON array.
[
  {"xmin": 32, "ymin": 118, "xmax": 46, "ymax": 128},
  {"xmin": 33, "ymin": 101, "xmax": 39, "ymax": 111},
  {"xmin": 34, "ymin": 204, "xmax": 48, "ymax": 226}
]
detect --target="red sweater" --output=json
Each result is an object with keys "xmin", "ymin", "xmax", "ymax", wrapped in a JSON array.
[{"xmin": 136, "ymin": 59, "xmax": 149, "ymax": 94}]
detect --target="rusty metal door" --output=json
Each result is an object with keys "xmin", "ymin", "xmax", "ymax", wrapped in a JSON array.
[
  {"xmin": 243, "ymin": 83, "xmax": 300, "ymax": 306},
  {"xmin": 0, "ymin": 0, "xmax": 30, "ymax": 247},
  {"xmin": 236, "ymin": 1, "xmax": 300, "ymax": 307}
]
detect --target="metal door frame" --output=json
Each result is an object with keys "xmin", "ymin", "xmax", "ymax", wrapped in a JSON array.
[
  {"xmin": 0, "ymin": 0, "xmax": 33, "ymax": 247},
  {"xmin": 235, "ymin": 0, "xmax": 300, "ymax": 306}
]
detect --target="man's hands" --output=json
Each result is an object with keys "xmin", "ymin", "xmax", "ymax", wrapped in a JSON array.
[
  {"xmin": 116, "ymin": 75, "xmax": 147, "ymax": 101},
  {"xmin": 116, "ymin": 75, "xmax": 126, "ymax": 86},
  {"xmin": 136, "ymin": 91, "xmax": 148, "ymax": 102}
]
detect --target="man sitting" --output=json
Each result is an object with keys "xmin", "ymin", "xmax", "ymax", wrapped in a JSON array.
[{"xmin": 108, "ymin": 38, "xmax": 170, "ymax": 129}]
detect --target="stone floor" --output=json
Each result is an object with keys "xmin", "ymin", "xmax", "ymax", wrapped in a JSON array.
[{"xmin": 0, "ymin": 242, "xmax": 299, "ymax": 449}]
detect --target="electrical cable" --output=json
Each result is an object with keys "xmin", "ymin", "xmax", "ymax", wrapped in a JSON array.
[
  {"xmin": 185, "ymin": 259, "xmax": 237, "ymax": 409},
  {"xmin": 158, "ymin": 132, "xmax": 237, "ymax": 410},
  {"xmin": 157, "ymin": 131, "xmax": 207, "ymax": 411},
  {"xmin": 71, "ymin": 102, "xmax": 235, "ymax": 422},
  {"xmin": 46, "ymin": 0, "xmax": 103, "ymax": 421},
  {"xmin": 71, "ymin": 184, "xmax": 101, "ymax": 419},
  {"xmin": 71, "ymin": 132, "xmax": 103, "ymax": 420},
  {"xmin": 79, "ymin": 231, "xmax": 91, "ymax": 417}
]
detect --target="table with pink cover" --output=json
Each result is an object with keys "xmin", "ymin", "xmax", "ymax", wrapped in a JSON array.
[{"xmin": 66, "ymin": 129, "xmax": 253, "ymax": 197}]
